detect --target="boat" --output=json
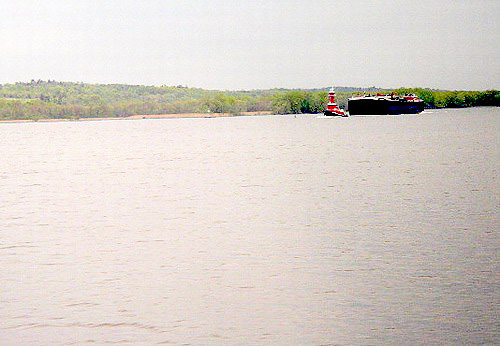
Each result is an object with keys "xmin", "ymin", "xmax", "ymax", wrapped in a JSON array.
[
  {"xmin": 348, "ymin": 93, "xmax": 424, "ymax": 115},
  {"xmin": 324, "ymin": 87, "xmax": 348, "ymax": 117}
]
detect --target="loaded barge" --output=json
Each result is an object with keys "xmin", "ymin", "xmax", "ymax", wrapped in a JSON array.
[{"xmin": 348, "ymin": 94, "xmax": 424, "ymax": 115}]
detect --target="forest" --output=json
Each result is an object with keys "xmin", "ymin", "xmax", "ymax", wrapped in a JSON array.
[{"xmin": 0, "ymin": 80, "xmax": 498, "ymax": 120}]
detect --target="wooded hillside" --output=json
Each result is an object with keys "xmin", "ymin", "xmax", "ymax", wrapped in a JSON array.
[{"xmin": 0, "ymin": 80, "xmax": 497, "ymax": 120}]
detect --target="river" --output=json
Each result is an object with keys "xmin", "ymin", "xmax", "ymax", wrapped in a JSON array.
[{"xmin": 1, "ymin": 107, "xmax": 498, "ymax": 345}]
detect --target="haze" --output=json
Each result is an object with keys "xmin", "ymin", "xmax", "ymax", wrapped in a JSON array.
[{"xmin": 1, "ymin": 0, "xmax": 498, "ymax": 90}]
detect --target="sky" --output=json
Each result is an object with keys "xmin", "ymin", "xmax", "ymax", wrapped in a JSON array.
[{"xmin": 0, "ymin": 0, "xmax": 498, "ymax": 90}]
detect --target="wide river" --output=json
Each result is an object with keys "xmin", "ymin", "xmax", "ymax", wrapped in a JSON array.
[{"xmin": 1, "ymin": 108, "xmax": 498, "ymax": 345}]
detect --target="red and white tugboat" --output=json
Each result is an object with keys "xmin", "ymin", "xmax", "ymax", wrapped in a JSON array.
[{"xmin": 324, "ymin": 87, "xmax": 348, "ymax": 117}]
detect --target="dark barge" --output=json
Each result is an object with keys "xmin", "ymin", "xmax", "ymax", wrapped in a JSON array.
[{"xmin": 348, "ymin": 94, "xmax": 424, "ymax": 115}]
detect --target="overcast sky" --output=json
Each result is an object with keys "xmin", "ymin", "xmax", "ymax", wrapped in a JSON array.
[{"xmin": 1, "ymin": 0, "xmax": 498, "ymax": 90}]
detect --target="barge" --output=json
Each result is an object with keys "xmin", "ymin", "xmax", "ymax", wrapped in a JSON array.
[{"xmin": 348, "ymin": 94, "xmax": 424, "ymax": 115}]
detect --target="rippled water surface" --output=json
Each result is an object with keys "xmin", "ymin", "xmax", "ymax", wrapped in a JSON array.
[{"xmin": 1, "ymin": 108, "xmax": 498, "ymax": 345}]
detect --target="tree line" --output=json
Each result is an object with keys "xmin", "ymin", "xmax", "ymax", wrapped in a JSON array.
[
  {"xmin": 0, "ymin": 80, "xmax": 497, "ymax": 120},
  {"xmin": 392, "ymin": 88, "xmax": 499, "ymax": 108}
]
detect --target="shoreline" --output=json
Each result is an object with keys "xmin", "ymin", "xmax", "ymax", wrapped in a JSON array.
[{"xmin": 0, "ymin": 111, "xmax": 273, "ymax": 124}]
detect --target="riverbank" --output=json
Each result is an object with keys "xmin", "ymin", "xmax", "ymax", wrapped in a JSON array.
[
  {"xmin": 0, "ymin": 111, "xmax": 273, "ymax": 124},
  {"xmin": 1, "ymin": 82, "xmax": 497, "ymax": 120}
]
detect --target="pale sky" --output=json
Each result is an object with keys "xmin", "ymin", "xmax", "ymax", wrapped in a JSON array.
[{"xmin": 1, "ymin": 0, "xmax": 498, "ymax": 90}]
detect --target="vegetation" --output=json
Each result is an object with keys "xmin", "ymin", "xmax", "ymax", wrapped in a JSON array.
[
  {"xmin": 0, "ymin": 80, "xmax": 276, "ymax": 120},
  {"xmin": 0, "ymin": 80, "xmax": 497, "ymax": 120},
  {"xmin": 392, "ymin": 88, "xmax": 499, "ymax": 108}
]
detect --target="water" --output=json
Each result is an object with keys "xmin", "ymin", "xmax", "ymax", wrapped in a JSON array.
[{"xmin": 1, "ymin": 108, "xmax": 498, "ymax": 345}]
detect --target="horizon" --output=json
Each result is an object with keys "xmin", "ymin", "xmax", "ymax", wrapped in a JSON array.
[
  {"xmin": 1, "ymin": 79, "xmax": 493, "ymax": 92},
  {"xmin": 1, "ymin": 0, "xmax": 499, "ymax": 90}
]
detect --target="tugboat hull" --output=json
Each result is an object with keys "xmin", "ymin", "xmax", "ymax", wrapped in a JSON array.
[{"xmin": 324, "ymin": 110, "xmax": 348, "ymax": 117}]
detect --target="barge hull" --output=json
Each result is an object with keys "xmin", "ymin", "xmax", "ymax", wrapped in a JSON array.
[{"xmin": 348, "ymin": 99, "xmax": 424, "ymax": 115}]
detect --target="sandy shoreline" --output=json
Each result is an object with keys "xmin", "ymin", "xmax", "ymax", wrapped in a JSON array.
[{"xmin": 0, "ymin": 111, "xmax": 272, "ymax": 124}]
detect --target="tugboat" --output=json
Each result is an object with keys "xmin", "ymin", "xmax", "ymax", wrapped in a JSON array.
[
  {"xmin": 347, "ymin": 93, "xmax": 424, "ymax": 115},
  {"xmin": 324, "ymin": 87, "xmax": 348, "ymax": 117}
]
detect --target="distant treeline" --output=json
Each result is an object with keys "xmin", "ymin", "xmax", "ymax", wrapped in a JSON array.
[
  {"xmin": 0, "ymin": 80, "xmax": 274, "ymax": 120},
  {"xmin": 0, "ymin": 80, "xmax": 497, "ymax": 119},
  {"xmin": 392, "ymin": 88, "xmax": 499, "ymax": 108}
]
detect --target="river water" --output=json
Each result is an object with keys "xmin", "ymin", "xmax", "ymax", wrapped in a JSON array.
[{"xmin": 1, "ymin": 108, "xmax": 498, "ymax": 345}]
